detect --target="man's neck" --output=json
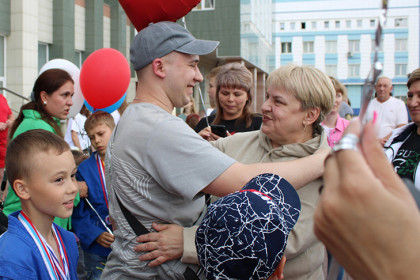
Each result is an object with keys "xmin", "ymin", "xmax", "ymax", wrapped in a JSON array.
[
  {"xmin": 377, "ymin": 96, "xmax": 391, "ymax": 103},
  {"xmin": 132, "ymin": 86, "xmax": 174, "ymax": 114}
]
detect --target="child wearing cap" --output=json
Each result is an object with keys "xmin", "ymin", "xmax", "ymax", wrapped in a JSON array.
[
  {"xmin": 196, "ymin": 173, "xmax": 301, "ymax": 280},
  {"xmin": 0, "ymin": 129, "xmax": 79, "ymax": 279},
  {"xmin": 71, "ymin": 111, "xmax": 116, "ymax": 279}
]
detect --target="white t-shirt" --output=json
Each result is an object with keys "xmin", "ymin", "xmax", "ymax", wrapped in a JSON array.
[
  {"xmin": 71, "ymin": 113, "xmax": 91, "ymax": 150},
  {"xmin": 366, "ymin": 97, "xmax": 408, "ymax": 138}
]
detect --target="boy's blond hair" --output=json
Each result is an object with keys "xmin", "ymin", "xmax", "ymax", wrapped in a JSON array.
[
  {"xmin": 6, "ymin": 129, "xmax": 70, "ymax": 188},
  {"xmin": 84, "ymin": 111, "xmax": 116, "ymax": 134}
]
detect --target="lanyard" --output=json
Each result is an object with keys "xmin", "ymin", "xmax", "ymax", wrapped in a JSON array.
[
  {"xmin": 96, "ymin": 153, "xmax": 108, "ymax": 209},
  {"xmin": 18, "ymin": 212, "xmax": 70, "ymax": 280}
]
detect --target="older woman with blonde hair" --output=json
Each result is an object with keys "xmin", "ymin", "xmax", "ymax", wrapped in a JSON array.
[{"xmin": 134, "ymin": 64, "xmax": 335, "ymax": 280}]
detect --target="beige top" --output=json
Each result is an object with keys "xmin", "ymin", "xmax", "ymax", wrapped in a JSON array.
[{"xmin": 183, "ymin": 128, "xmax": 327, "ymax": 280}]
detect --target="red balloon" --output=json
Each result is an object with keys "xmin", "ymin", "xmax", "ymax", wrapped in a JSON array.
[
  {"xmin": 80, "ymin": 48, "xmax": 130, "ymax": 109},
  {"xmin": 119, "ymin": 0, "xmax": 200, "ymax": 31}
]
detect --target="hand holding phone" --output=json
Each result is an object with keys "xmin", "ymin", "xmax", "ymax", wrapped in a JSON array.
[{"xmin": 211, "ymin": 125, "xmax": 227, "ymax": 138}]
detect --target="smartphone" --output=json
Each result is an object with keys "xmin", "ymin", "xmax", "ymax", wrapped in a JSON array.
[{"xmin": 211, "ymin": 125, "xmax": 227, "ymax": 137}]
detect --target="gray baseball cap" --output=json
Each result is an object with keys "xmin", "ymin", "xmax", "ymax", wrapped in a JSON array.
[{"xmin": 130, "ymin": 21, "xmax": 219, "ymax": 70}]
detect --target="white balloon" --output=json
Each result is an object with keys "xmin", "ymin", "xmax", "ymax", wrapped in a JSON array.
[{"xmin": 39, "ymin": 59, "xmax": 85, "ymax": 118}]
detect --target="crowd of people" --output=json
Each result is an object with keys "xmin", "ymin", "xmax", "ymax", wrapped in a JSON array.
[{"xmin": 0, "ymin": 20, "xmax": 419, "ymax": 280}]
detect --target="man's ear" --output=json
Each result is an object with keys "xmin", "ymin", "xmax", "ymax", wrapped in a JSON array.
[
  {"xmin": 304, "ymin": 107, "xmax": 321, "ymax": 126},
  {"xmin": 152, "ymin": 58, "xmax": 166, "ymax": 79},
  {"xmin": 12, "ymin": 179, "xmax": 30, "ymax": 200}
]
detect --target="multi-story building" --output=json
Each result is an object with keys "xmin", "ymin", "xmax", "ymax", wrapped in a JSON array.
[
  {"xmin": 185, "ymin": 0, "xmax": 272, "ymax": 113},
  {"xmin": 0, "ymin": 0, "xmax": 133, "ymax": 113},
  {"xmin": 272, "ymin": 0, "xmax": 420, "ymax": 113}
]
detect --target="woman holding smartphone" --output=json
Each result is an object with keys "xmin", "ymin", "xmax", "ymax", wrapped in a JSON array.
[{"xmin": 195, "ymin": 63, "xmax": 262, "ymax": 140}]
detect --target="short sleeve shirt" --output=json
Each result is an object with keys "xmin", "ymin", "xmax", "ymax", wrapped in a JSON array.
[{"xmin": 103, "ymin": 103, "xmax": 236, "ymax": 278}]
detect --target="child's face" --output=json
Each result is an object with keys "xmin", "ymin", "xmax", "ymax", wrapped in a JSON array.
[
  {"xmin": 87, "ymin": 123, "xmax": 113, "ymax": 159},
  {"xmin": 23, "ymin": 150, "xmax": 78, "ymax": 220}
]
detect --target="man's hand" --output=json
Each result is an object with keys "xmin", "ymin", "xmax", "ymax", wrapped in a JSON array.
[
  {"xmin": 96, "ymin": 232, "xmax": 115, "ymax": 248},
  {"xmin": 134, "ymin": 222, "xmax": 183, "ymax": 267}
]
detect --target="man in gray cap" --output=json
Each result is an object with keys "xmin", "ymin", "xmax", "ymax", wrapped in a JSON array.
[{"xmin": 102, "ymin": 21, "xmax": 327, "ymax": 279}]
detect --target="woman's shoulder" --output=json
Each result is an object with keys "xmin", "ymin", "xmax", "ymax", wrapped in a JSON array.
[
  {"xmin": 13, "ymin": 116, "xmax": 55, "ymax": 138},
  {"xmin": 195, "ymin": 115, "xmax": 215, "ymax": 132}
]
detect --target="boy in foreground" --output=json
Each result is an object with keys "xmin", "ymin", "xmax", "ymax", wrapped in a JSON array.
[
  {"xmin": 72, "ymin": 111, "xmax": 115, "ymax": 279},
  {"xmin": 0, "ymin": 129, "xmax": 79, "ymax": 279}
]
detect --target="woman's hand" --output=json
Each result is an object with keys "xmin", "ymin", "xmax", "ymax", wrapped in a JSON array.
[
  {"xmin": 134, "ymin": 222, "xmax": 183, "ymax": 267},
  {"xmin": 198, "ymin": 126, "xmax": 231, "ymax": 141},
  {"xmin": 314, "ymin": 121, "xmax": 420, "ymax": 280}
]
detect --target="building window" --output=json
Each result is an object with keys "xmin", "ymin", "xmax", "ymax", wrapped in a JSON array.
[
  {"xmin": 395, "ymin": 64, "xmax": 407, "ymax": 76},
  {"xmin": 395, "ymin": 38, "xmax": 407, "ymax": 52},
  {"xmin": 290, "ymin": 22, "xmax": 296, "ymax": 30},
  {"xmin": 371, "ymin": 39, "xmax": 383, "ymax": 52},
  {"xmin": 335, "ymin": 21, "xmax": 340, "ymax": 28},
  {"xmin": 281, "ymin": 42, "xmax": 292, "ymax": 53},
  {"xmin": 311, "ymin": 21, "xmax": 317, "ymax": 29},
  {"xmin": 346, "ymin": 20, "xmax": 351, "ymax": 28},
  {"xmin": 324, "ymin": 21, "xmax": 329, "ymax": 29},
  {"xmin": 395, "ymin": 18, "xmax": 408, "ymax": 27},
  {"xmin": 303, "ymin": 41, "xmax": 314, "ymax": 53},
  {"xmin": 301, "ymin": 22, "xmax": 306, "ymax": 30},
  {"xmin": 0, "ymin": 36, "xmax": 4, "ymax": 88},
  {"xmin": 38, "ymin": 43, "xmax": 49, "ymax": 72},
  {"xmin": 357, "ymin": 19, "xmax": 362, "ymax": 28},
  {"xmin": 325, "ymin": 41, "xmax": 337, "ymax": 53},
  {"xmin": 193, "ymin": 0, "xmax": 215, "ymax": 10},
  {"xmin": 348, "ymin": 64, "xmax": 360, "ymax": 77},
  {"xmin": 75, "ymin": 51, "xmax": 83, "ymax": 69},
  {"xmin": 370, "ymin": 19, "xmax": 376, "ymax": 27},
  {"xmin": 280, "ymin": 22, "xmax": 285, "ymax": 30},
  {"xmin": 325, "ymin": 65, "xmax": 337, "ymax": 77},
  {"xmin": 348, "ymin": 40, "xmax": 360, "ymax": 53}
]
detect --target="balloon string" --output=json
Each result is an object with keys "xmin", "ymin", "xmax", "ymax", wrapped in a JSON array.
[{"xmin": 182, "ymin": 17, "xmax": 187, "ymax": 29}]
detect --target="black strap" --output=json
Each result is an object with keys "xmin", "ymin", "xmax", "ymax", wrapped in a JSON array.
[
  {"xmin": 114, "ymin": 193, "xmax": 149, "ymax": 236},
  {"xmin": 112, "ymin": 178, "xmax": 201, "ymax": 279},
  {"xmin": 183, "ymin": 267, "xmax": 200, "ymax": 280}
]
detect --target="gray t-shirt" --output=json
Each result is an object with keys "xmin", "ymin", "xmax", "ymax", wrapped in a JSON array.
[
  {"xmin": 102, "ymin": 103, "xmax": 236, "ymax": 279},
  {"xmin": 339, "ymin": 102, "xmax": 353, "ymax": 119}
]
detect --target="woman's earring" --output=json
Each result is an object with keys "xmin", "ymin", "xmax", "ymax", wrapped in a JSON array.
[
  {"xmin": 303, "ymin": 123, "xmax": 307, "ymax": 132},
  {"xmin": 43, "ymin": 101, "xmax": 47, "ymax": 106}
]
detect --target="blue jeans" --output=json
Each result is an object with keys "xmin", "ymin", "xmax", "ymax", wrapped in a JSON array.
[{"xmin": 83, "ymin": 251, "xmax": 107, "ymax": 280}]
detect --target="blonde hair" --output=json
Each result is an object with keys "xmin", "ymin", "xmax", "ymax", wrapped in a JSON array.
[
  {"xmin": 266, "ymin": 64, "xmax": 335, "ymax": 127},
  {"xmin": 84, "ymin": 111, "xmax": 116, "ymax": 134}
]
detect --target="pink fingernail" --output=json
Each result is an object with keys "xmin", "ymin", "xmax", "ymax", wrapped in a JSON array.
[{"xmin": 372, "ymin": 111, "xmax": 378, "ymax": 124}]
